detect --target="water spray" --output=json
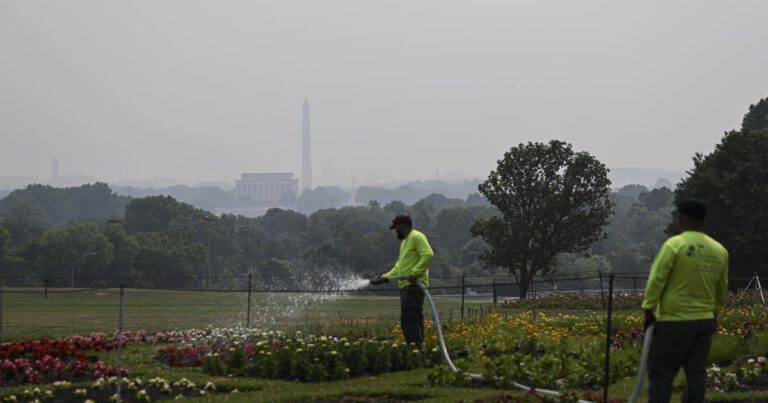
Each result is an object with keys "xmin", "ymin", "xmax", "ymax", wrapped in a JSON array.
[{"xmin": 382, "ymin": 275, "xmax": 654, "ymax": 403}]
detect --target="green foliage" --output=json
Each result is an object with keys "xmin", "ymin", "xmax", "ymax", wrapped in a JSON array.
[
  {"xmin": 0, "ymin": 183, "xmax": 127, "ymax": 227},
  {"xmin": 295, "ymin": 186, "xmax": 352, "ymax": 214},
  {"xmin": 639, "ymin": 187, "xmax": 673, "ymax": 212},
  {"xmin": 102, "ymin": 224, "xmax": 139, "ymax": 277},
  {"xmin": 33, "ymin": 222, "xmax": 114, "ymax": 279},
  {"xmin": 708, "ymin": 334, "xmax": 743, "ymax": 365},
  {"xmin": 674, "ymin": 129, "xmax": 768, "ymax": 273},
  {"xmin": 742, "ymin": 97, "xmax": 768, "ymax": 131},
  {"xmin": 617, "ymin": 184, "xmax": 649, "ymax": 201},
  {"xmin": 427, "ymin": 359, "xmax": 472, "ymax": 387},
  {"xmin": 0, "ymin": 225, "xmax": 10, "ymax": 272},
  {"xmin": 472, "ymin": 140, "xmax": 613, "ymax": 297},
  {"xmin": 133, "ymin": 232, "xmax": 204, "ymax": 281},
  {"xmin": 124, "ymin": 196, "xmax": 203, "ymax": 234},
  {"xmin": 227, "ymin": 347, "xmax": 249, "ymax": 375},
  {"xmin": 202, "ymin": 354, "xmax": 227, "ymax": 376}
]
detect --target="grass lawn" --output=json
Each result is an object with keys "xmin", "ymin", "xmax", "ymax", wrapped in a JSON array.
[{"xmin": 1, "ymin": 287, "xmax": 488, "ymax": 341}]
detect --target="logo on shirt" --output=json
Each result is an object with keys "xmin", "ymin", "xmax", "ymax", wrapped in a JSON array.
[{"xmin": 687, "ymin": 243, "xmax": 705, "ymax": 257}]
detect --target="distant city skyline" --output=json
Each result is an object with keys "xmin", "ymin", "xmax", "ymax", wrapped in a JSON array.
[
  {"xmin": 0, "ymin": 157, "xmax": 685, "ymax": 192},
  {"xmin": 2, "ymin": 2, "xmax": 765, "ymax": 189}
]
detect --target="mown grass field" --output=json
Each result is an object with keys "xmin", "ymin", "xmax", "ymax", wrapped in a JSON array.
[{"xmin": 1, "ymin": 287, "xmax": 488, "ymax": 341}]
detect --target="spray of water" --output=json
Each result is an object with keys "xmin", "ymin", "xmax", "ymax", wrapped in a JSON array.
[{"xmin": 245, "ymin": 271, "xmax": 374, "ymax": 329}]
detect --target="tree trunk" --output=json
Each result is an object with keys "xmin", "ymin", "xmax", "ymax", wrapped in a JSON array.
[{"xmin": 517, "ymin": 276, "xmax": 534, "ymax": 300}]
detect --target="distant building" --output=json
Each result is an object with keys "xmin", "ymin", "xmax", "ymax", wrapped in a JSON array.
[{"xmin": 235, "ymin": 173, "xmax": 299, "ymax": 204}]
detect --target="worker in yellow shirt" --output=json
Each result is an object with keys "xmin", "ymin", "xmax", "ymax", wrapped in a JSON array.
[
  {"xmin": 370, "ymin": 215, "xmax": 434, "ymax": 347},
  {"xmin": 642, "ymin": 199, "xmax": 728, "ymax": 403}
]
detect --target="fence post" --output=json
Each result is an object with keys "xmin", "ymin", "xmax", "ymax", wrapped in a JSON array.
[
  {"xmin": 603, "ymin": 274, "xmax": 615, "ymax": 403},
  {"xmin": 116, "ymin": 284, "xmax": 125, "ymax": 402},
  {"xmin": 598, "ymin": 270, "xmax": 605, "ymax": 308},
  {"xmin": 0, "ymin": 283, "xmax": 4, "ymax": 344},
  {"xmin": 633, "ymin": 276, "xmax": 637, "ymax": 295},
  {"xmin": 493, "ymin": 278, "xmax": 497, "ymax": 305},
  {"xmin": 44, "ymin": 278, "xmax": 48, "ymax": 300},
  {"xmin": 461, "ymin": 275, "xmax": 465, "ymax": 322},
  {"xmin": 246, "ymin": 273, "xmax": 252, "ymax": 329}
]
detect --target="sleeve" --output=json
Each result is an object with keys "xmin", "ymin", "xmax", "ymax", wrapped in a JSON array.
[
  {"xmin": 409, "ymin": 234, "xmax": 434, "ymax": 277},
  {"xmin": 381, "ymin": 265, "xmax": 398, "ymax": 279},
  {"xmin": 642, "ymin": 242, "xmax": 676, "ymax": 311},
  {"xmin": 715, "ymin": 249, "xmax": 729, "ymax": 312}
]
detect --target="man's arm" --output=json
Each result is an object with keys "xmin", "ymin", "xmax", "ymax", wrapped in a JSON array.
[
  {"xmin": 642, "ymin": 243, "xmax": 676, "ymax": 311},
  {"xmin": 409, "ymin": 234, "xmax": 434, "ymax": 278},
  {"xmin": 381, "ymin": 265, "xmax": 398, "ymax": 279}
]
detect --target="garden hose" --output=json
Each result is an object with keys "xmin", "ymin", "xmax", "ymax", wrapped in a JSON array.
[
  {"xmin": 628, "ymin": 323, "xmax": 654, "ymax": 403},
  {"xmin": 385, "ymin": 276, "xmax": 591, "ymax": 403}
]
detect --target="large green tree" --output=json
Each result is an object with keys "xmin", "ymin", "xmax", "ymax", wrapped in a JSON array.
[
  {"xmin": 471, "ymin": 140, "xmax": 613, "ymax": 297},
  {"xmin": 675, "ymin": 129, "xmax": 768, "ymax": 278}
]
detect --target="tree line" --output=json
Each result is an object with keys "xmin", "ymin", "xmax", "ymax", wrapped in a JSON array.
[{"xmin": 0, "ymin": 97, "xmax": 766, "ymax": 293}]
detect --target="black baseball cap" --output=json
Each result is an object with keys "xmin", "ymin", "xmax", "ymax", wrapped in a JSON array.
[
  {"xmin": 676, "ymin": 199, "xmax": 707, "ymax": 222},
  {"xmin": 389, "ymin": 215, "xmax": 412, "ymax": 229}
]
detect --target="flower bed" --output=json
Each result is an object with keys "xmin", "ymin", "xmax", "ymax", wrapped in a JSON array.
[
  {"xmin": 501, "ymin": 290, "xmax": 765, "ymax": 311},
  {"xmin": 0, "ymin": 334, "xmax": 129, "ymax": 385},
  {"xmin": 1, "ymin": 376, "xmax": 232, "ymax": 402},
  {"xmin": 156, "ymin": 330, "xmax": 442, "ymax": 382}
]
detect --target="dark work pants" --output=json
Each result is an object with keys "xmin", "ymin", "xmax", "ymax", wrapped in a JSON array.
[
  {"xmin": 399, "ymin": 285, "xmax": 425, "ymax": 347},
  {"xmin": 647, "ymin": 319, "xmax": 716, "ymax": 403}
]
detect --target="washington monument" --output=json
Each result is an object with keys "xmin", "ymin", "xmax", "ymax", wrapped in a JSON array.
[{"xmin": 302, "ymin": 98, "xmax": 312, "ymax": 191}]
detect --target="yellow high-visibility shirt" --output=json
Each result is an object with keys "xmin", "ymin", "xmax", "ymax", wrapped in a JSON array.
[
  {"xmin": 382, "ymin": 229, "xmax": 434, "ymax": 288},
  {"xmin": 642, "ymin": 231, "xmax": 728, "ymax": 321}
]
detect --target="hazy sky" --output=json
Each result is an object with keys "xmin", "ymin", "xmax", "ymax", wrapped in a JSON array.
[{"xmin": 1, "ymin": 1, "xmax": 766, "ymax": 186}]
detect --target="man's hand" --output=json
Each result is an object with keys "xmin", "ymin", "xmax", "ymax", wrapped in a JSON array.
[
  {"xmin": 644, "ymin": 309, "xmax": 656, "ymax": 331},
  {"xmin": 407, "ymin": 275, "xmax": 419, "ymax": 284},
  {"xmin": 369, "ymin": 276, "xmax": 388, "ymax": 286}
]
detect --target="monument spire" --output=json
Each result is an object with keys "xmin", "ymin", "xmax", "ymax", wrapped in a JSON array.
[{"xmin": 302, "ymin": 98, "xmax": 312, "ymax": 191}]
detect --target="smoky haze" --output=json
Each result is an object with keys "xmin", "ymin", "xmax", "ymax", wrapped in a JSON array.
[{"xmin": 1, "ymin": 1, "xmax": 767, "ymax": 186}]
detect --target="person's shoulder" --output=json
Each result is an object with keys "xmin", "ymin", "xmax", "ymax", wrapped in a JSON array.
[
  {"xmin": 704, "ymin": 234, "xmax": 729, "ymax": 256},
  {"xmin": 662, "ymin": 234, "xmax": 687, "ymax": 249},
  {"xmin": 409, "ymin": 229, "xmax": 431, "ymax": 242}
]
